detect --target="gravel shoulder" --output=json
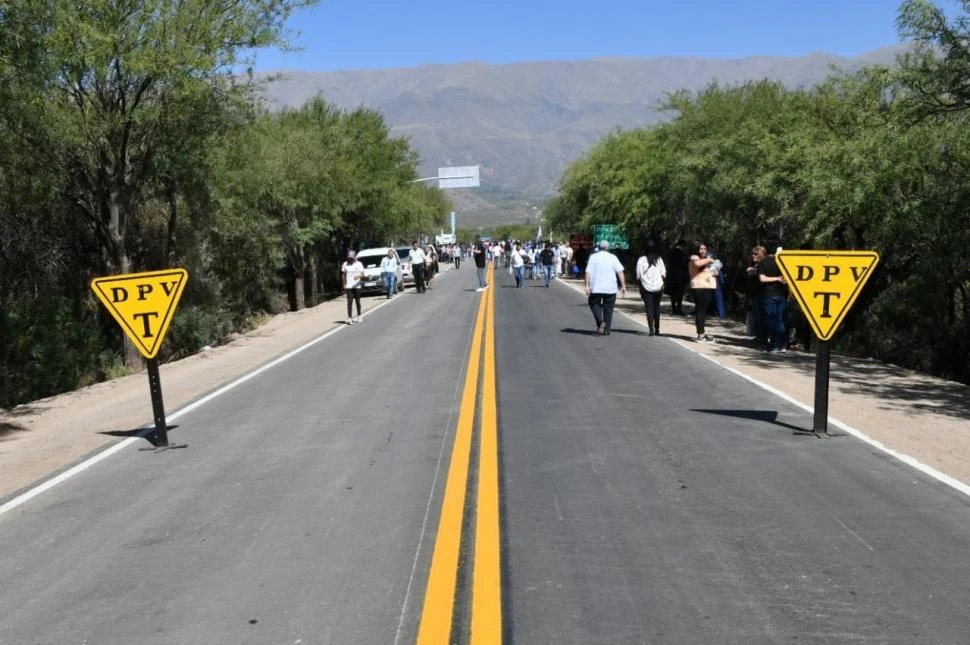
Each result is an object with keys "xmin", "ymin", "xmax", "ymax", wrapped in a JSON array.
[{"xmin": 3, "ymin": 275, "xmax": 970, "ymax": 504}]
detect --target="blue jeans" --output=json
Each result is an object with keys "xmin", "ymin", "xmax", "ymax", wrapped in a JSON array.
[
  {"xmin": 514, "ymin": 266, "xmax": 525, "ymax": 287},
  {"xmin": 543, "ymin": 264, "xmax": 554, "ymax": 285},
  {"xmin": 477, "ymin": 266, "xmax": 487, "ymax": 288},
  {"xmin": 763, "ymin": 295, "xmax": 787, "ymax": 350},
  {"xmin": 383, "ymin": 272, "xmax": 396, "ymax": 296}
]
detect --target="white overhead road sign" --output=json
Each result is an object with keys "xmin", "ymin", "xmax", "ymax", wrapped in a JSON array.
[{"xmin": 411, "ymin": 165, "xmax": 481, "ymax": 188}]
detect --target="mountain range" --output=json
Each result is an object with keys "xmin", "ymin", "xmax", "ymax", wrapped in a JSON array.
[{"xmin": 259, "ymin": 46, "xmax": 906, "ymax": 226}]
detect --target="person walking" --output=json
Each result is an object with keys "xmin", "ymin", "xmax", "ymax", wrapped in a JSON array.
[
  {"xmin": 636, "ymin": 241, "xmax": 666, "ymax": 336},
  {"xmin": 665, "ymin": 240, "xmax": 689, "ymax": 315},
  {"xmin": 454, "ymin": 245, "xmax": 461, "ymax": 270},
  {"xmin": 511, "ymin": 242, "xmax": 526, "ymax": 287},
  {"xmin": 758, "ymin": 246, "xmax": 789, "ymax": 354},
  {"xmin": 688, "ymin": 242, "xmax": 717, "ymax": 342},
  {"xmin": 585, "ymin": 240, "xmax": 626, "ymax": 335},
  {"xmin": 473, "ymin": 235, "xmax": 489, "ymax": 291},
  {"xmin": 381, "ymin": 248, "xmax": 399, "ymax": 299},
  {"xmin": 409, "ymin": 241, "xmax": 426, "ymax": 293},
  {"xmin": 539, "ymin": 242, "xmax": 556, "ymax": 287},
  {"xmin": 341, "ymin": 250, "xmax": 365, "ymax": 324}
]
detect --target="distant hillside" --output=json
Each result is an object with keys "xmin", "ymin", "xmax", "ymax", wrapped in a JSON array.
[{"xmin": 258, "ymin": 46, "xmax": 906, "ymax": 224}]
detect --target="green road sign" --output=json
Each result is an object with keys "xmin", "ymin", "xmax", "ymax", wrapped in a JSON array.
[{"xmin": 591, "ymin": 224, "xmax": 629, "ymax": 250}]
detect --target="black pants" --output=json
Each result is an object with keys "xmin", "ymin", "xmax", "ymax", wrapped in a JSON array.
[
  {"xmin": 588, "ymin": 293, "xmax": 617, "ymax": 331},
  {"xmin": 668, "ymin": 281, "xmax": 686, "ymax": 314},
  {"xmin": 693, "ymin": 288, "xmax": 715, "ymax": 336},
  {"xmin": 346, "ymin": 288, "xmax": 361, "ymax": 317},
  {"xmin": 413, "ymin": 263, "xmax": 425, "ymax": 292},
  {"xmin": 641, "ymin": 288, "xmax": 662, "ymax": 332},
  {"xmin": 454, "ymin": 256, "xmax": 461, "ymax": 269}
]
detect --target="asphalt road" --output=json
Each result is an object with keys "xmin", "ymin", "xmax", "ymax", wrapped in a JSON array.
[{"xmin": 2, "ymin": 263, "xmax": 970, "ymax": 645}]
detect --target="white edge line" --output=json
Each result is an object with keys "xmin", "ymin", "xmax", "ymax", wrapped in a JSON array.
[
  {"xmin": 560, "ymin": 277, "xmax": 970, "ymax": 499},
  {"xmin": 0, "ymin": 295, "xmax": 399, "ymax": 518}
]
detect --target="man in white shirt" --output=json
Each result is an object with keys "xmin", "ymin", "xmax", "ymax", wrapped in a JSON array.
[
  {"xmin": 409, "ymin": 240, "xmax": 426, "ymax": 293},
  {"xmin": 584, "ymin": 240, "xmax": 626, "ymax": 335}
]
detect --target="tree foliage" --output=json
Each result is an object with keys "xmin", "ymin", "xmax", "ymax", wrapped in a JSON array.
[
  {"xmin": 0, "ymin": 1, "xmax": 450, "ymax": 407},
  {"xmin": 548, "ymin": 4, "xmax": 970, "ymax": 383}
]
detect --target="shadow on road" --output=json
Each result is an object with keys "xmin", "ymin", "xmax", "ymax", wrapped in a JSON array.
[
  {"xmin": 610, "ymin": 297, "xmax": 970, "ymax": 422},
  {"xmin": 100, "ymin": 425, "xmax": 179, "ymax": 447},
  {"xmin": 690, "ymin": 409, "xmax": 810, "ymax": 434}
]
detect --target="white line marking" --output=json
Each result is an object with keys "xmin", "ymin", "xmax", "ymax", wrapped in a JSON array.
[
  {"xmin": 0, "ymin": 296, "xmax": 400, "ymax": 518},
  {"xmin": 559, "ymin": 278, "xmax": 970, "ymax": 499}
]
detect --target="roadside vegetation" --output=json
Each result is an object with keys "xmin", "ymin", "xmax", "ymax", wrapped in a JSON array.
[
  {"xmin": 0, "ymin": 0, "xmax": 448, "ymax": 408},
  {"xmin": 547, "ymin": 0, "xmax": 970, "ymax": 385}
]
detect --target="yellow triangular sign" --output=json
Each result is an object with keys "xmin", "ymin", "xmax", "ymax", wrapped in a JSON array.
[
  {"xmin": 91, "ymin": 269, "xmax": 189, "ymax": 359},
  {"xmin": 776, "ymin": 250, "xmax": 879, "ymax": 341}
]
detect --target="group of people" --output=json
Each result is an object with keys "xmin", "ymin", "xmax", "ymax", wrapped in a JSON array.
[
  {"xmin": 745, "ymin": 245, "xmax": 791, "ymax": 354},
  {"xmin": 340, "ymin": 235, "xmax": 795, "ymax": 351},
  {"xmin": 587, "ymin": 238, "xmax": 788, "ymax": 348}
]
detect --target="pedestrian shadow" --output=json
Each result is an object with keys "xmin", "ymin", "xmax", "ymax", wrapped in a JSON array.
[
  {"xmin": 560, "ymin": 327, "xmax": 647, "ymax": 337},
  {"xmin": 561, "ymin": 327, "xmax": 599, "ymax": 336},
  {"xmin": 606, "ymin": 328, "xmax": 648, "ymax": 336},
  {"xmin": 690, "ymin": 409, "xmax": 810, "ymax": 434}
]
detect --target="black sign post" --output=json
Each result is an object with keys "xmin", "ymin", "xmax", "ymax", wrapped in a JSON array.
[
  {"xmin": 813, "ymin": 341, "xmax": 830, "ymax": 435},
  {"xmin": 142, "ymin": 358, "xmax": 186, "ymax": 451}
]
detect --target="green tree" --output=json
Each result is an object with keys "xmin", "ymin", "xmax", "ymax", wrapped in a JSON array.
[{"xmin": 0, "ymin": 0, "xmax": 314, "ymax": 365}]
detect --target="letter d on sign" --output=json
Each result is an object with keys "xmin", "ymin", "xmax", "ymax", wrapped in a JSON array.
[
  {"xmin": 796, "ymin": 265, "xmax": 814, "ymax": 281},
  {"xmin": 110, "ymin": 287, "xmax": 129, "ymax": 303}
]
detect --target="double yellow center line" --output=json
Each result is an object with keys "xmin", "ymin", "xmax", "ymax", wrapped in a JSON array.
[{"xmin": 417, "ymin": 265, "xmax": 503, "ymax": 644}]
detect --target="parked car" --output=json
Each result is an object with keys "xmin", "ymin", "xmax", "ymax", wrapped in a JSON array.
[
  {"xmin": 355, "ymin": 247, "xmax": 405, "ymax": 295},
  {"xmin": 395, "ymin": 246, "xmax": 416, "ymax": 288}
]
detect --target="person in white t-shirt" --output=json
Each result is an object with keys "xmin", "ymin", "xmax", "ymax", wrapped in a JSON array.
[
  {"xmin": 511, "ymin": 242, "xmax": 526, "ymax": 287},
  {"xmin": 635, "ymin": 241, "xmax": 667, "ymax": 336},
  {"xmin": 341, "ymin": 251, "xmax": 365, "ymax": 324},
  {"xmin": 584, "ymin": 240, "xmax": 626, "ymax": 335}
]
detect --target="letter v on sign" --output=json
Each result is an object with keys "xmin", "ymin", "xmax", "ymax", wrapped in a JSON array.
[
  {"xmin": 775, "ymin": 251, "xmax": 879, "ymax": 341},
  {"xmin": 91, "ymin": 269, "xmax": 189, "ymax": 359}
]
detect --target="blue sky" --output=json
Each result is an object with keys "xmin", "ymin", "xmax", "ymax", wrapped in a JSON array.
[{"xmin": 256, "ymin": 0, "xmax": 909, "ymax": 72}]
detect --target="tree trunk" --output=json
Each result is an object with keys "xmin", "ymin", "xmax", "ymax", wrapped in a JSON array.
[
  {"xmin": 118, "ymin": 253, "xmax": 144, "ymax": 371},
  {"xmin": 308, "ymin": 254, "xmax": 318, "ymax": 306},
  {"xmin": 165, "ymin": 182, "xmax": 178, "ymax": 266},
  {"xmin": 292, "ymin": 246, "xmax": 306, "ymax": 311}
]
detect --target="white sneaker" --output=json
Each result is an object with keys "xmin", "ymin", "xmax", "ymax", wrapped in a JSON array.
[
  {"xmin": 483, "ymin": 284, "xmax": 490, "ymax": 289},
  {"xmin": 476, "ymin": 287, "xmax": 484, "ymax": 292},
  {"xmin": 354, "ymin": 316, "xmax": 362, "ymax": 324},
  {"xmin": 347, "ymin": 318, "xmax": 354, "ymax": 325}
]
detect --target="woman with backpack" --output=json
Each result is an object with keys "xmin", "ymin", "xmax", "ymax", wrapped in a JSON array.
[{"xmin": 636, "ymin": 241, "xmax": 666, "ymax": 336}]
